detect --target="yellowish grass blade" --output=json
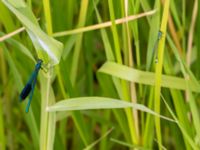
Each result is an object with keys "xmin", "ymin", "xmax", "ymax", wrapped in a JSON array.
[{"xmin": 52, "ymin": 10, "xmax": 156, "ymax": 37}]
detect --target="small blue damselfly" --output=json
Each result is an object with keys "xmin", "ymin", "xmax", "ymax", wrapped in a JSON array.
[
  {"xmin": 153, "ymin": 30, "xmax": 163, "ymax": 63},
  {"xmin": 19, "ymin": 59, "xmax": 43, "ymax": 113}
]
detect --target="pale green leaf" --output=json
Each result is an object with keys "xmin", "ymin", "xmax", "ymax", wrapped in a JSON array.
[
  {"xmin": 2, "ymin": 0, "xmax": 63, "ymax": 65},
  {"xmin": 47, "ymin": 97, "xmax": 175, "ymax": 122},
  {"xmin": 98, "ymin": 61, "xmax": 200, "ymax": 93}
]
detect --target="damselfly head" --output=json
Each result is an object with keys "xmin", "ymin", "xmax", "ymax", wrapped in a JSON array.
[
  {"xmin": 35, "ymin": 59, "xmax": 43, "ymax": 70},
  {"xmin": 37, "ymin": 59, "xmax": 43, "ymax": 64},
  {"xmin": 41, "ymin": 61, "xmax": 53, "ymax": 73}
]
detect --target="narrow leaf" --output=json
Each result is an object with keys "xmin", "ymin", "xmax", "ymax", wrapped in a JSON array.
[
  {"xmin": 98, "ymin": 61, "xmax": 200, "ymax": 92},
  {"xmin": 47, "ymin": 97, "xmax": 175, "ymax": 122}
]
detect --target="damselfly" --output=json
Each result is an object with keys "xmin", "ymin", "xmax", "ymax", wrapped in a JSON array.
[
  {"xmin": 153, "ymin": 31, "xmax": 162, "ymax": 63},
  {"xmin": 19, "ymin": 59, "xmax": 43, "ymax": 113}
]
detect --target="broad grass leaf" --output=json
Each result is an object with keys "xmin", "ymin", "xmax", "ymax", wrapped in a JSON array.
[
  {"xmin": 98, "ymin": 61, "xmax": 200, "ymax": 93},
  {"xmin": 47, "ymin": 97, "xmax": 175, "ymax": 122},
  {"xmin": 2, "ymin": 0, "xmax": 63, "ymax": 65}
]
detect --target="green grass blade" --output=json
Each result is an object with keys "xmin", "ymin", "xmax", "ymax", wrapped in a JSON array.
[
  {"xmin": 110, "ymin": 138, "xmax": 151, "ymax": 150},
  {"xmin": 98, "ymin": 61, "xmax": 200, "ymax": 92},
  {"xmin": 146, "ymin": 1, "xmax": 160, "ymax": 70},
  {"xmin": 40, "ymin": 72, "xmax": 54, "ymax": 150},
  {"xmin": 2, "ymin": 0, "xmax": 63, "ymax": 65},
  {"xmin": 83, "ymin": 127, "xmax": 114, "ymax": 150},
  {"xmin": 47, "ymin": 107, "xmax": 56, "ymax": 150},
  {"xmin": 2, "ymin": 43, "xmax": 39, "ymax": 149},
  {"xmin": 0, "ymin": 96, "xmax": 5, "ymax": 150},
  {"xmin": 163, "ymin": 49, "xmax": 193, "ymax": 149},
  {"xmin": 46, "ymin": 97, "xmax": 175, "ymax": 122},
  {"xmin": 108, "ymin": 0, "xmax": 139, "ymax": 144},
  {"xmin": 161, "ymin": 94, "xmax": 199, "ymax": 149},
  {"xmin": 167, "ymin": 25, "xmax": 200, "ymax": 147},
  {"xmin": 97, "ymin": 73, "xmax": 131, "ymax": 142},
  {"xmin": 108, "ymin": 0, "xmax": 122, "ymax": 64},
  {"xmin": 154, "ymin": 0, "xmax": 170, "ymax": 149},
  {"xmin": 41, "ymin": 0, "xmax": 58, "ymax": 149},
  {"xmin": 70, "ymin": 0, "xmax": 89, "ymax": 85},
  {"xmin": 0, "ymin": 32, "xmax": 35, "ymax": 62},
  {"xmin": 179, "ymin": 58, "xmax": 200, "ymax": 146},
  {"xmin": 0, "ymin": 1, "xmax": 17, "ymax": 33}
]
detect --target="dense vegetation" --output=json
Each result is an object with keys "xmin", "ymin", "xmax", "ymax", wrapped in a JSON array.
[{"xmin": 0, "ymin": 0, "xmax": 200, "ymax": 149}]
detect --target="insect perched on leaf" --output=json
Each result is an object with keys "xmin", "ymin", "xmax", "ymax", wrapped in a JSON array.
[
  {"xmin": 19, "ymin": 59, "xmax": 43, "ymax": 113},
  {"xmin": 153, "ymin": 30, "xmax": 163, "ymax": 63}
]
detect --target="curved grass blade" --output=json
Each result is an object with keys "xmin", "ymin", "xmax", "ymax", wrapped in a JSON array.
[
  {"xmin": 47, "ymin": 97, "xmax": 175, "ymax": 123},
  {"xmin": 2, "ymin": 0, "xmax": 63, "ymax": 65}
]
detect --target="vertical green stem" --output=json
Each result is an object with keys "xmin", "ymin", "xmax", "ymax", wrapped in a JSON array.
[
  {"xmin": 121, "ymin": 0, "xmax": 139, "ymax": 140},
  {"xmin": 43, "ymin": 0, "xmax": 53, "ymax": 35},
  {"xmin": 108, "ymin": 0, "xmax": 122, "ymax": 64},
  {"xmin": 154, "ymin": 0, "xmax": 170, "ymax": 149},
  {"xmin": 129, "ymin": 0, "xmax": 140, "ymax": 138},
  {"xmin": 70, "ymin": 0, "xmax": 89, "ymax": 85},
  {"xmin": 108, "ymin": 0, "xmax": 138, "ymax": 145},
  {"xmin": 0, "ymin": 46, "xmax": 6, "ymax": 150},
  {"xmin": 182, "ymin": 0, "xmax": 186, "ymax": 53},
  {"xmin": 0, "ymin": 97, "xmax": 5, "ymax": 150},
  {"xmin": 40, "ymin": 0, "xmax": 55, "ymax": 150},
  {"xmin": 40, "ymin": 72, "xmax": 51, "ymax": 150}
]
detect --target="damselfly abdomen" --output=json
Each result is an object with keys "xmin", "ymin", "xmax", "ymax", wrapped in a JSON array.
[{"xmin": 19, "ymin": 59, "xmax": 43, "ymax": 112}]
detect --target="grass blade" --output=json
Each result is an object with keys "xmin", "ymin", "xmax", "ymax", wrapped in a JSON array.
[
  {"xmin": 98, "ymin": 61, "xmax": 200, "ymax": 92},
  {"xmin": 2, "ymin": 0, "xmax": 63, "ymax": 65},
  {"xmin": 83, "ymin": 127, "xmax": 114, "ymax": 150},
  {"xmin": 46, "ymin": 96, "xmax": 175, "ymax": 122}
]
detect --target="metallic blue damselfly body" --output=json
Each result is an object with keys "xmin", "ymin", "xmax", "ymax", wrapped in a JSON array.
[{"xmin": 19, "ymin": 59, "xmax": 43, "ymax": 113}]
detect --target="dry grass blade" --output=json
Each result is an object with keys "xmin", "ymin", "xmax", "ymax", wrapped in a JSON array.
[
  {"xmin": 0, "ymin": 27, "xmax": 25, "ymax": 42},
  {"xmin": 186, "ymin": 0, "xmax": 198, "ymax": 67},
  {"xmin": 52, "ymin": 9, "xmax": 156, "ymax": 37}
]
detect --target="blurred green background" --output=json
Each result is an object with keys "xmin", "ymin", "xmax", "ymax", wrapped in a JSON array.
[{"xmin": 0, "ymin": 0, "xmax": 200, "ymax": 149}]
